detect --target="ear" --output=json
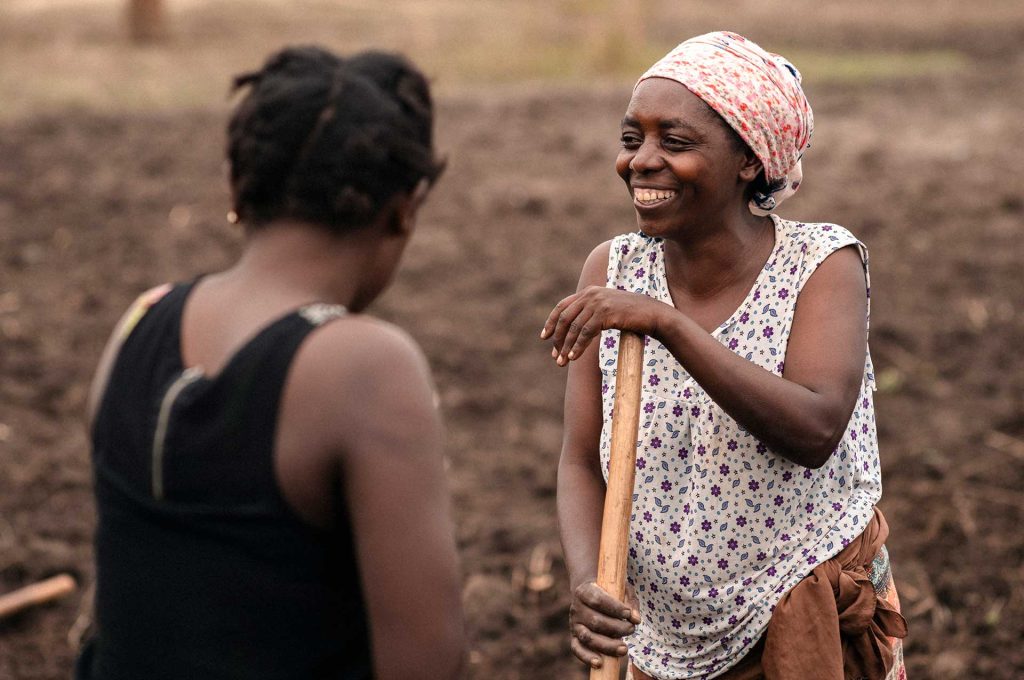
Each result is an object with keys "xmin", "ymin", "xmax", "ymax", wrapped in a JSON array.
[
  {"xmin": 738, "ymin": 147, "xmax": 763, "ymax": 184},
  {"xmin": 224, "ymin": 160, "xmax": 240, "ymax": 215},
  {"xmin": 390, "ymin": 178, "xmax": 432, "ymax": 236}
]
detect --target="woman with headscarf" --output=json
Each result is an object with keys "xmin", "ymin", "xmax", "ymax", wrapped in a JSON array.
[{"xmin": 542, "ymin": 32, "xmax": 907, "ymax": 680}]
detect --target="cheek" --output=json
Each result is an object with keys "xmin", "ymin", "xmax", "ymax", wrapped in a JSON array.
[
  {"xmin": 615, "ymin": 150, "xmax": 633, "ymax": 182},
  {"xmin": 668, "ymin": 155, "xmax": 704, "ymax": 179},
  {"xmin": 369, "ymin": 240, "xmax": 404, "ymax": 288}
]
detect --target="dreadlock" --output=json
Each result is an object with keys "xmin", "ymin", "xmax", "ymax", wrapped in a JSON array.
[{"xmin": 227, "ymin": 45, "xmax": 445, "ymax": 232}]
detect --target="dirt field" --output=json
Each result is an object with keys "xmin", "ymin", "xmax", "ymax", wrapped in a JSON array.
[{"xmin": 1, "ymin": 2, "xmax": 1022, "ymax": 678}]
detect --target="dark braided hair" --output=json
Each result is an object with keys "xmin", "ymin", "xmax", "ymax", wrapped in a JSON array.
[{"xmin": 227, "ymin": 46, "xmax": 445, "ymax": 233}]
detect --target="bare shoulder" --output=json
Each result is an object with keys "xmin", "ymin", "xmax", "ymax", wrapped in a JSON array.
[
  {"xmin": 786, "ymin": 243, "xmax": 868, "ymax": 396},
  {"xmin": 801, "ymin": 244, "xmax": 867, "ymax": 298},
  {"xmin": 300, "ymin": 314, "xmax": 430, "ymax": 379},
  {"xmin": 584, "ymin": 240, "xmax": 613, "ymax": 265},
  {"xmin": 579, "ymin": 239, "xmax": 613, "ymax": 289},
  {"xmin": 285, "ymin": 314, "xmax": 439, "ymax": 456}
]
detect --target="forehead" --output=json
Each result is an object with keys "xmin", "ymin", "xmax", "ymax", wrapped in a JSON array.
[{"xmin": 623, "ymin": 77, "xmax": 719, "ymax": 129}]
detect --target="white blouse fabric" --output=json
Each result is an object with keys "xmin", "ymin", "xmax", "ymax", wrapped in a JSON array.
[{"xmin": 599, "ymin": 215, "xmax": 882, "ymax": 679}]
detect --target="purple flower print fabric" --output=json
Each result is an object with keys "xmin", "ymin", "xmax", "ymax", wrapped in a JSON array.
[{"xmin": 599, "ymin": 215, "xmax": 882, "ymax": 679}]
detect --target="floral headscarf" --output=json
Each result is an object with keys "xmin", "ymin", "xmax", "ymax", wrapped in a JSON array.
[{"xmin": 638, "ymin": 31, "xmax": 813, "ymax": 214}]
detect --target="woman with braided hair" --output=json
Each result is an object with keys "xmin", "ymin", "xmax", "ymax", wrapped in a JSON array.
[
  {"xmin": 77, "ymin": 46, "xmax": 464, "ymax": 679},
  {"xmin": 543, "ymin": 32, "xmax": 907, "ymax": 679}
]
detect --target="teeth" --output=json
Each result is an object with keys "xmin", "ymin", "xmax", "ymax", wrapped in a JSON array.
[{"xmin": 635, "ymin": 189, "xmax": 677, "ymax": 204}]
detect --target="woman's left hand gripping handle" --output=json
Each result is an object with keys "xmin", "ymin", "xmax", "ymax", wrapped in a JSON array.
[{"xmin": 569, "ymin": 580, "xmax": 642, "ymax": 669}]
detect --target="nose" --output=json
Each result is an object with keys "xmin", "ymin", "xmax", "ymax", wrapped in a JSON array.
[{"xmin": 628, "ymin": 138, "xmax": 664, "ymax": 174}]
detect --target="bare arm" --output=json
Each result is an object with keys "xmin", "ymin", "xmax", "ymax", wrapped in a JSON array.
[
  {"xmin": 557, "ymin": 242, "xmax": 609, "ymax": 593},
  {"xmin": 544, "ymin": 245, "xmax": 867, "ymax": 469},
  {"xmin": 660, "ymin": 246, "xmax": 867, "ymax": 467},
  {"xmin": 557, "ymin": 242, "xmax": 639, "ymax": 669},
  {"xmin": 302, "ymin": 320, "xmax": 465, "ymax": 680}
]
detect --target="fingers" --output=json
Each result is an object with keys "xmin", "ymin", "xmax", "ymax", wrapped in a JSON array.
[
  {"xmin": 540, "ymin": 287, "xmax": 616, "ymax": 366},
  {"xmin": 577, "ymin": 581, "xmax": 629, "ymax": 616},
  {"xmin": 624, "ymin": 583, "xmax": 642, "ymax": 624},
  {"xmin": 571, "ymin": 618, "xmax": 632, "ymax": 653},
  {"xmin": 570, "ymin": 634, "xmax": 604, "ymax": 668},
  {"xmin": 571, "ymin": 583, "xmax": 637, "ymax": 637},
  {"xmin": 570, "ymin": 630, "xmax": 628, "ymax": 668},
  {"xmin": 542, "ymin": 287, "xmax": 664, "ymax": 366},
  {"xmin": 570, "ymin": 600, "xmax": 636, "ymax": 639},
  {"xmin": 552, "ymin": 308, "xmax": 595, "ymax": 366},
  {"xmin": 568, "ymin": 605, "xmax": 632, "ymax": 668},
  {"xmin": 563, "ymin": 311, "xmax": 598, "ymax": 363},
  {"xmin": 540, "ymin": 293, "xmax": 578, "ymax": 341},
  {"xmin": 547, "ymin": 298, "xmax": 589, "ymax": 364},
  {"xmin": 569, "ymin": 581, "xmax": 637, "ymax": 668}
]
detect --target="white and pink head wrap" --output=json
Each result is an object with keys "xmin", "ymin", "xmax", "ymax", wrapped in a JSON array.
[{"xmin": 637, "ymin": 31, "xmax": 814, "ymax": 214}]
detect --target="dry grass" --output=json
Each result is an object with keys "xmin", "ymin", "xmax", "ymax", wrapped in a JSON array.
[{"xmin": 2, "ymin": 0, "xmax": 1017, "ymax": 119}]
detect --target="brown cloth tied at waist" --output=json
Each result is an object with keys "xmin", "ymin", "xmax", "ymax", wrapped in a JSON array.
[
  {"xmin": 761, "ymin": 507, "xmax": 907, "ymax": 680},
  {"xmin": 630, "ymin": 507, "xmax": 908, "ymax": 680}
]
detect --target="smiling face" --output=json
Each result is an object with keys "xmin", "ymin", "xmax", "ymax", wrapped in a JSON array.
[{"xmin": 615, "ymin": 77, "xmax": 762, "ymax": 238}]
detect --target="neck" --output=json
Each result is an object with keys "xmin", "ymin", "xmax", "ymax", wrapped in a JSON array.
[
  {"xmin": 662, "ymin": 209, "xmax": 774, "ymax": 299},
  {"xmin": 223, "ymin": 220, "xmax": 384, "ymax": 310}
]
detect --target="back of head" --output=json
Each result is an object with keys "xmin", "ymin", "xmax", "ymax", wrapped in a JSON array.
[{"xmin": 227, "ymin": 46, "xmax": 444, "ymax": 233}]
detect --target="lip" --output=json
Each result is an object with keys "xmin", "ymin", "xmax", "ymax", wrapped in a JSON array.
[
  {"xmin": 631, "ymin": 185, "xmax": 680, "ymax": 211},
  {"xmin": 631, "ymin": 183, "xmax": 678, "ymax": 192}
]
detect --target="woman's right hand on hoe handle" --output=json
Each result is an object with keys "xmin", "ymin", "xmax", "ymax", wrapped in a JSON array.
[
  {"xmin": 540, "ymin": 285, "xmax": 673, "ymax": 367},
  {"xmin": 569, "ymin": 580, "xmax": 641, "ymax": 669}
]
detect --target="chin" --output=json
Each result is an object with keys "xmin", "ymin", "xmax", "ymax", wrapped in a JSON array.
[{"xmin": 635, "ymin": 217, "xmax": 672, "ymax": 239}]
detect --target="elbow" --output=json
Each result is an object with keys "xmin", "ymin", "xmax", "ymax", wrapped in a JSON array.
[
  {"xmin": 389, "ymin": 622, "xmax": 466, "ymax": 680},
  {"xmin": 788, "ymin": 394, "xmax": 857, "ymax": 469},
  {"xmin": 434, "ymin": 628, "xmax": 469, "ymax": 680},
  {"xmin": 775, "ymin": 416, "xmax": 846, "ymax": 469},
  {"xmin": 792, "ymin": 421, "xmax": 846, "ymax": 470},
  {"xmin": 376, "ymin": 588, "xmax": 467, "ymax": 680},
  {"xmin": 776, "ymin": 444, "xmax": 832, "ymax": 470},
  {"xmin": 557, "ymin": 444, "xmax": 605, "ymax": 487},
  {"xmin": 433, "ymin": 589, "xmax": 469, "ymax": 679},
  {"xmin": 797, "ymin": 446, "xmax": 835, "ymax": 470}
]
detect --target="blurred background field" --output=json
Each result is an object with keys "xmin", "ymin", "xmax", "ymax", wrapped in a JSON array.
[
  {"xmin": 5, "ymin": 0, "xmax": 1019, "ymax": 117},
  {"xmin": 1, "ymin": 1, "xmax": 1022, "ymax": 678}
]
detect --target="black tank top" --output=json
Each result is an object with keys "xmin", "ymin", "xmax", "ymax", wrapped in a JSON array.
[{"xmin": 78, "ymin": 281, "xmax": 372, "ymax": 680}]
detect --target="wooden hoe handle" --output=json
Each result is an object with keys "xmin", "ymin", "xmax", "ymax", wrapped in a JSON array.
[
  {"xmin": 591, "ymin": 331, "xmax": 645, "ymax": 680},
  {"xmin": 0, "ymin": 574, "xmax": 77, "ymax": 620}
]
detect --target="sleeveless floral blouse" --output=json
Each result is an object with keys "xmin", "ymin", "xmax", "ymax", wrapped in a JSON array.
[{"xmin": 599, "ymin": 215, "xmax": 882, "ymax": 679}]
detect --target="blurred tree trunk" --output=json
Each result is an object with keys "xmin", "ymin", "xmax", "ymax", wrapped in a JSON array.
[{"xmin": 127, "ymin": 0, "xmax": 168, "ymax": 43}]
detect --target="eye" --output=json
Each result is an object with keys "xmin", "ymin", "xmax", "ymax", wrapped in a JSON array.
[
  {"xmin": 620, "ymin": 132, "xmax": 642, "ymax": 149},
  {"xmin": 662, "ymin": 136, "xmax": 693, "ymax": 151}
]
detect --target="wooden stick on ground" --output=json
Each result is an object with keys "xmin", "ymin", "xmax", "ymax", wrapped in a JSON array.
[
  {"xmin": 0, "ymin": 574, "xmax": 77, "ymax": 621},
  {"xmin": 592, "ymin": 331, "xmax": 645, "ymax": 680}
]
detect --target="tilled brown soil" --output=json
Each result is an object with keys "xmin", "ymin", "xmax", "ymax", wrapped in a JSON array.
[{"xmin": 1, "ymin": 67, "xmax": 1023, "ymax": 678}]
